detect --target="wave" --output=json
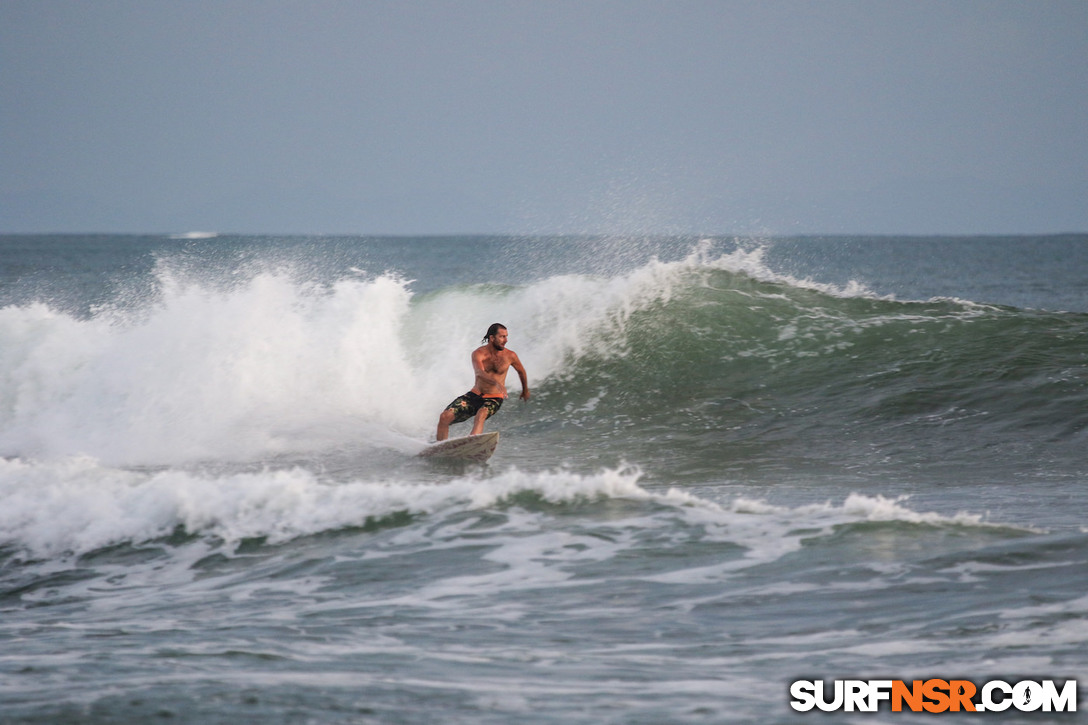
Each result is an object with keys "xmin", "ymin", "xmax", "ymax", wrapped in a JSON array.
[
  {"xmin": 0, "ymin": 242, "xmax": 1084, "ymax": 471},
  {"xmin": 0, "ymin": 243, "xmax": 779, "ymax": 463},
  {"xmin": 0, "ymin": 270, "xmax": 431, "ymax": 463},
  {"xmin": 0, "ymin": 454, "xmax": 1020, "ymax": 561},
  {"xmin": 516, "ymin": 245, "xmax": 1088, "ymax": 477}
]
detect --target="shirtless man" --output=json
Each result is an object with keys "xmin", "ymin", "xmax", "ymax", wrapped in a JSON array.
[{"xmin": 436, "ymin": 323, "xmax": 530, "ymax": 441}]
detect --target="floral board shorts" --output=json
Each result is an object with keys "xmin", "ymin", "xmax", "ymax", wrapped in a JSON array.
[{"xmin": 445, "ymin": 391, "xmax": 504, "ymax": 425}]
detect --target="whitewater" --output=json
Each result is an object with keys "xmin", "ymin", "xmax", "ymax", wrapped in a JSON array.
[{"xmin": 1, "ymin": 234, "xmax": 1085, "ymax": 723}]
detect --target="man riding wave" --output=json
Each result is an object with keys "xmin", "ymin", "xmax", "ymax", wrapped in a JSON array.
[{"xmin": 435, "ymin": 323, "xmax": 530, "ymax": 441}]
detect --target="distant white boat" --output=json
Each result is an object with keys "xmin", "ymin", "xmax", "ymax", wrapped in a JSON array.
[{"xmin": 169, "ymin": 231, "xmax": 219, "ymax": 239}]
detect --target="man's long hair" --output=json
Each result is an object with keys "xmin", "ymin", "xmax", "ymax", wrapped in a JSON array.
[{"xmin": 482, "ymin": 323, "xmax": 506, "ymax": 343}]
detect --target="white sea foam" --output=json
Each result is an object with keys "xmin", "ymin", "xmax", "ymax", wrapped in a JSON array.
[
  {"xmin": 0, "ymin": 455, "xmax": 648, "ymax": 557},
  {"xmin": 0, "ymin": 448, "xmax": 1008, "ymax": 564},
  {"xmin": 0, "ymin": 271, "xmax": 440, "ymax": 463},
  {"xmin": 698, "ymin": 240, "xmax": 886, "ymax": 299}
]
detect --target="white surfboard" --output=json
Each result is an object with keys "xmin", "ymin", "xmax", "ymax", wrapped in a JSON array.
[{"xmin": 418, "ymin": 431, "xmax": 500, "ymax": 462}]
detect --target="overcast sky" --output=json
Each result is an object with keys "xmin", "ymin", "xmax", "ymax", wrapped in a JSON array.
[{"xmin": 2, "ymin": 0, "xmax": 1086, "ymax": 235}]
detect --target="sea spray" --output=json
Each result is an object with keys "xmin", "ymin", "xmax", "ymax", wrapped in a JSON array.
[{"xmin": 0, "ymin": 271, "xmax": 427, "ymax": 463}]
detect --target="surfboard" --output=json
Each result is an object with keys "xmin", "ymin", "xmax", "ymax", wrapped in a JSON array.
[{"xmin": 418, "ymin": 431, "xmax": 500, "ymax": 462}]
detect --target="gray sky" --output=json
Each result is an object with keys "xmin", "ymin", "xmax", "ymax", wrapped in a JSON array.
[{"xmin": 2, "ymin": 0, "xmax": 1086, "ymax": 235}]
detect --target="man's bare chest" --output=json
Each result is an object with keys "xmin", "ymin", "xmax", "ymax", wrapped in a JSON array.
[{"xmin": 481, "ymin": 352, "xmax": 511, "ymax": 375}]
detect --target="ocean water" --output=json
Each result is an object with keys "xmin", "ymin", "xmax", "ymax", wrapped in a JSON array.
[{"xmin": 0, "ymin": 234, "xmax": 1085, "ymax": 723}]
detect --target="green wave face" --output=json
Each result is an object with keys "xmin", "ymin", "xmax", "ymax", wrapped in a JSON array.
[{"xmin": 525, "ymin": 266, "xmax": 1088, "ymax": 482}]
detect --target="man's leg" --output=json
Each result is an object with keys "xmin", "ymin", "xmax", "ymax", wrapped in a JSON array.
[
  {"xmin": 436, "ymin": 408, "xmax": 456, "ymax": 441},
  {"xmin": 470, "ymin": 406, "xmax": 490, "ymax": 435}
]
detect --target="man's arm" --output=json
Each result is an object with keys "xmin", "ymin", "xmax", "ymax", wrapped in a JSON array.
[
  {"xmin": 511, "ymin": 352, "xmax": 530, "ymax": 401},
  {"xmin": 471, "ymin": 347, "xmax": 487, "ymax": 378}
]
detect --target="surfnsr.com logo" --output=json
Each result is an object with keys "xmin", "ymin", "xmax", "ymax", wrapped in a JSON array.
[{"xmin": 790, "ymin": 679, "xmax": 1078, "ymax": 713}]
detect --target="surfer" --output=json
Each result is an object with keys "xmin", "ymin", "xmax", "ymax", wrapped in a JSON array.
[{"xmin": 436, "ymin": 323, "xmax": 530, "ymax": 441}]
